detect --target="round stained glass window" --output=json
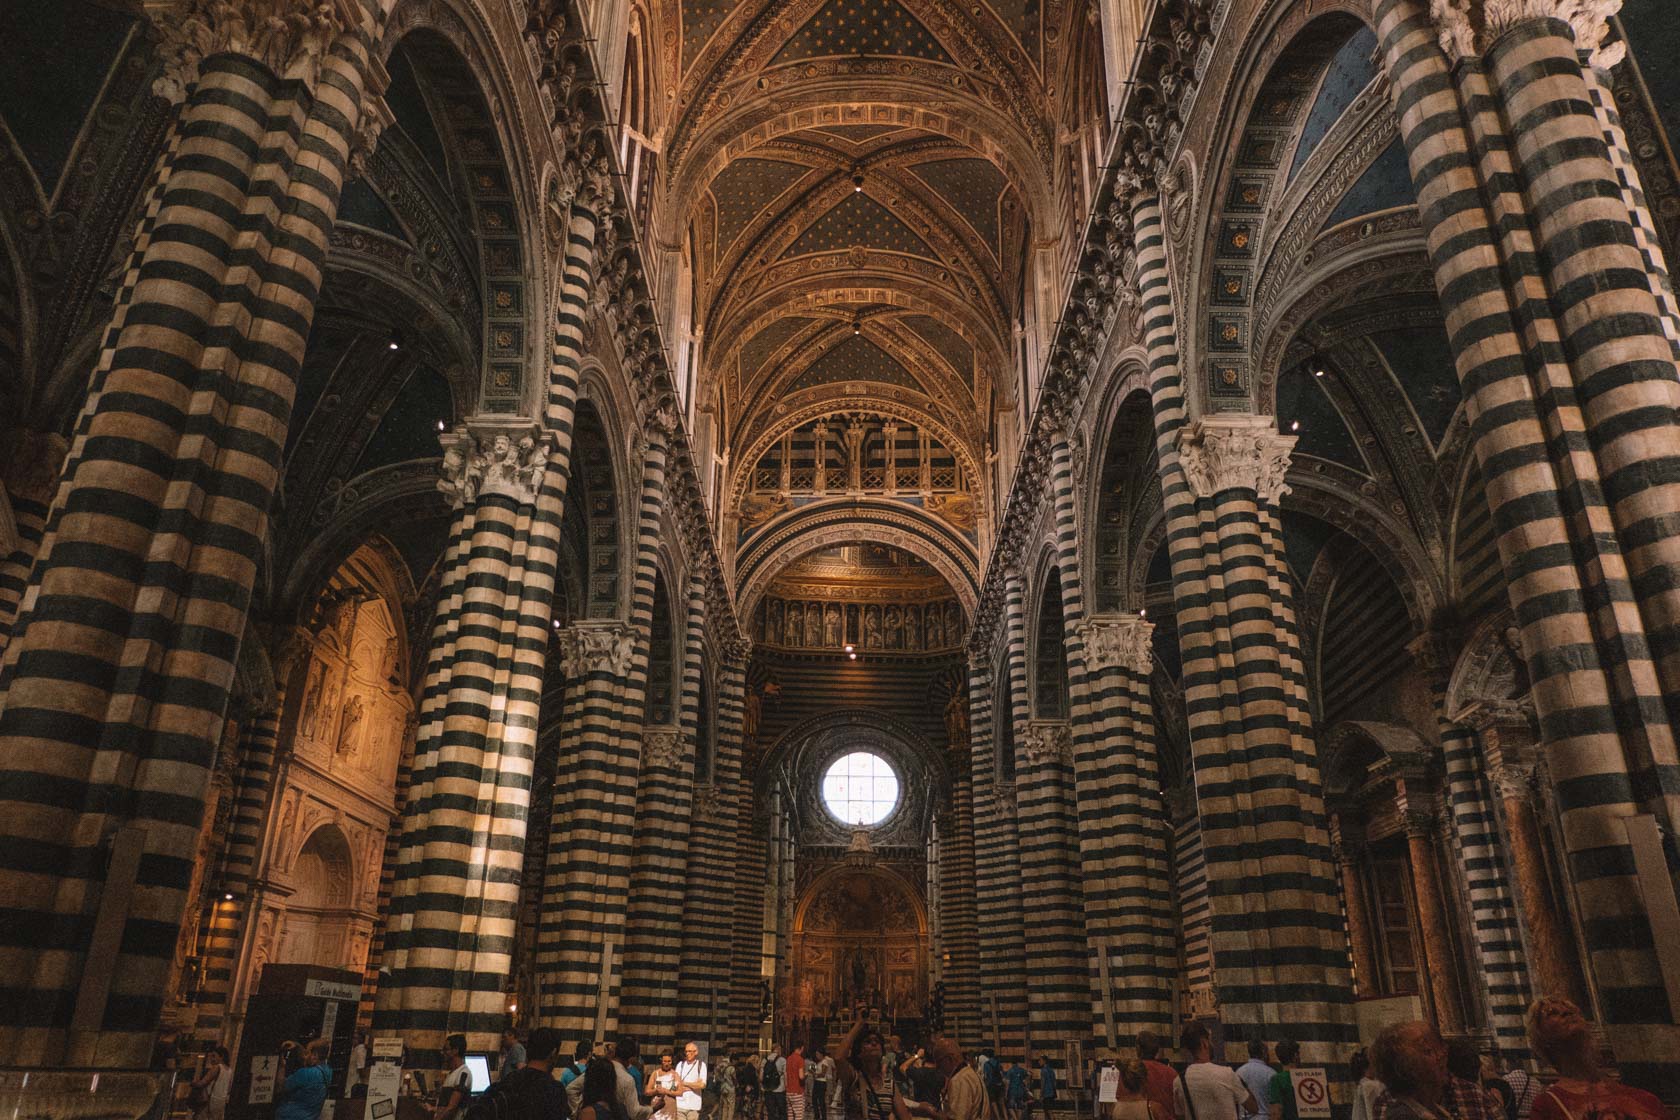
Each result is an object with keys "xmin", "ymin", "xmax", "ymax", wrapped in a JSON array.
[{"xmin": 821, "ymin": 751, "xmax": 900, "ymax": 826}]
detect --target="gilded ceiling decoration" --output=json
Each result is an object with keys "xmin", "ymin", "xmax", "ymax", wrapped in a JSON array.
[{"xmin": 644, "ymin": 0, "xmax": 1101, "ymax": 596}]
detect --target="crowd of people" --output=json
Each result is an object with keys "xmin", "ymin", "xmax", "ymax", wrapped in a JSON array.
[{"xmin": 223, "ymin": 995, "xmax": 1665, "ymax": 1120}]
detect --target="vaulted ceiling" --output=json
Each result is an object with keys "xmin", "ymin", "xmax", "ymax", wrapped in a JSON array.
[{"xmin": 642, "ymin": 0, "xmax": 1105, "ymax": 529}]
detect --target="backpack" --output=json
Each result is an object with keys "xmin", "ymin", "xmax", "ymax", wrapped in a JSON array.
[
  {"xmin": 983, "ymin": 1060, "xmax": 1004, "ymax": 1096},
  {"xmin": 763, "ymin": 1061, "xmax": 783, "ymax": 1093}
]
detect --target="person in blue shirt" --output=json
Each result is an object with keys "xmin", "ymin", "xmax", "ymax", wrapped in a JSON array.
[
  {"xmin": 1005, "ymin": 1061, "xmax": 1032, "ymax": 1120},
  {"xmin": 1038, "ymin": 1057, "xmax": 1058, "ymax": 1120},
  {"xmin": 276, "ymin": 1039, "xmax": 333, "ymax": 1120}
]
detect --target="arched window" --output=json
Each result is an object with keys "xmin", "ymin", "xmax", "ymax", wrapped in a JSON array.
[{"xmin": 1034, "ymin": 577, "xmax": 1069, "ymax": 718}]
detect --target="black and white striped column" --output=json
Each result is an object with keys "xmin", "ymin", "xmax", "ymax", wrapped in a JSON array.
[{"xmin": 0, "ymin": 23, "xmax": 377, "ymax": 1068}]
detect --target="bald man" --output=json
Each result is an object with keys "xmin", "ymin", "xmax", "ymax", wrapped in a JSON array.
[{"xmin": 934, "ymin": 1040, "xmax": 983, "ymax": 1120}]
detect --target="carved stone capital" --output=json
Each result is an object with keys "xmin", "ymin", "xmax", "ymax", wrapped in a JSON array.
[
  {"xmin": 1021, "ymin": 720, "xmax": 1073, "ymax": 767},
  {"xmin": 1458, "ymin": 698, "xmax": 1535, "ymax": 735},
  {"xmin": 148, "ymin": 0, "xmax": 368, "ymax": 105},
  {"xmin": 641, "ymin": 728, "xmax": 686, "ymax": 771},
  {"xmin": 1489, "ymin": 762, "xmax": 1538, "ymax": 802},
  {"xmin": 438, "ymin": 420, "xmax": 549, "ymax": 508},
  {"xmin": 1077, "ymin": 614, "xmax": 1155, "ymax": 675},
  {"xmin": 1401, "ymin": 807, "xmax": 1440, "ymax": 838},
  {"xmin": 693, "ymin": 783, "xmax": 726, "ymax": 817},
  {"xmin": 993, "ymin": 780, "xmax": 1018, "ymax": 819},
  {"xmin": 557, "ymin": 622, "xmax": 636, "ymax": 678},
  {"xmin": 1430, "ymin": 0, "xmax": 1625, "ymax": 70},
  {"xmin": 1177, "ymin": 415, "xmax": 1294, "ymax": 502}
]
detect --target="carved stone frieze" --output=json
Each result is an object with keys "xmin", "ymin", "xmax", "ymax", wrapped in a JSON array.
[
  {"xmin": 1177, "ymin": 415, "xmax": 1295, "ymax": 503},
  {"xmin": 1076, "ymin": 615, "xmax": 1155, "ymax": 675},
  {"xmin": 438, "ymin": 420, "xmax": 549, "ymax": 508},
  {"xmin": 557, "ymin": 622, "xmax": 637, "ymax": 678}
]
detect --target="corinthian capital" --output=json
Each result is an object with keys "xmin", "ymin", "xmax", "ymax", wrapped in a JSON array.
[
  {"xmin": 148, "ymin": 0, "xmax": 367, "ymax": 104},
  {"xmin": 1177, "ymin": 415, "xmax": 1294, "ymax": 503},
  {"xmin": 438, "ymin": 420, "xmax": 549, "ymax": 508},
  {"xmin": 558, "ymin": 622, "xmax": 636, "ymax": 678},
  {"xmin": 641, "ymin": 729, "xmax": 686, "ymax": 771},
  {"xmin": 1430, "ymin": 0, "xmax": 1625, "ymax": 69},
  {"xmin": 1021, "ymin": 721, "xmax": 1073, "ymax": 766},
  {"xmin": 1076, "ymin": 614, "xmax": 1155, "ymax": 675}
]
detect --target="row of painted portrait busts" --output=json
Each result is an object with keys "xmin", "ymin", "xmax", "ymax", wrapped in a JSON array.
[{"xmin": 754, "ymin": 595, "xmax": 965, "ymax": 652}]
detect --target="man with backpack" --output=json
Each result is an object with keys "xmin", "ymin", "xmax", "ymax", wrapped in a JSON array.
[
  {"xmin": 764, "ymin": 1044, "xmax": 787, "ymax": 1120},
  {"xmin": 466, "ymin": 1028, "xmax": 569, "ymax": 1120}
]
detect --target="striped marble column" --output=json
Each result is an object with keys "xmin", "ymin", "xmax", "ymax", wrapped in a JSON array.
[
  {"xmin": 619, "ymin": 430, "xmax": 690, "ymax": 1045},
  {"xmin": 1409, "ymin": 633, "xmax": 1530, "ymax": 1054},
  {"xmin": 1178, "ymin": 416, "xmax": 1352, "ymax": 1050},
  {"xmin": 0, "ymin": 431, "xmax": 68, "ymax": 658},
  {"xmin": 1376, "ymin": 0, "xmax": 1680, "ymax": 1085},
  {"xmin": 539, "ymin": 620, "xmax": 640, "ymax": 1041},
  {"xmin": 376, "ymin": 157, "xmax": 613, "ymax": 1057},
  {"xmin": 677, "ymin": 621, "xmax": 747, "ymax": 1046},
  {"xmin": 1015, "ymin": 717, "xmax": 1089, "ymax": 1050},
  {"xmin": 0, "ymin": 22, "xmax": 378, "ymax": 1068},
  {"xmin": 939, "ymin": 765, "xmax": 982, "ymax": 1047},
  {"xmin": 965, "ymin": 650, "xmax": 1028, "ymax": 1058},
  {"xmin": 374, "ymin": 422, "xmax": 552, "ymax": 1056},
  {"xmin": 189, "ymin": 699, "xmax": 284, "ymax": 1049},
  {"xmin": 727, "ymin": 762, "xmax": 770, "ymax": 1050},
  {"xmin": 1130, "ymin": 186, "xmax": 1353, "ymax": 1067},
  {"xmin": 1069, "ymin": 613, "xmax": 1174, "ymax": 1046}
]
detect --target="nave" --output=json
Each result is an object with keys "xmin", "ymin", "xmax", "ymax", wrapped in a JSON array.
[{"xmin": 0, "ymin": 0, "xmax": 1679, "ymax": 1116}]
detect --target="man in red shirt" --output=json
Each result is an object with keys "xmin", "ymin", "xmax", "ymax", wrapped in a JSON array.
[
  {"xmin": 787, "ymin": 1042, "xmax": 807, "ymax": 1120},
  {"xmin": 1137, "ymin": 1032, "xmax": 1177, "ymax": 1120}
]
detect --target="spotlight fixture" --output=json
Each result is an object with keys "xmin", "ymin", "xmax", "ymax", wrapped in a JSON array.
[
  {"xmin": 852, "ymin": 169, "xmax": 865, "ymax": 192},
  {"xmin": 1290, "ymin": 420, "xmax": 1301, "ymax": 432},
  {"xmin": 844, "ymin": 644, "xmax": 854, "ymax": 652},
  {"xmin": 436, "ymin": 419, "xmax": 446, "ymax": 432},
  {"xmin": 388, "ymin": 330, "xmax": 403, "ymax": 351},
  {"xmin": 848, "ymin": 652, "xmax": 858, "ymax": 661},
  {"xmin": 1139, "ymin": 608, "xmax": 1147, "ymax": 618},
  {"xmin": 1314, "ymin": 367, "xmax": 1326, "ymax": 378},
  {"xmin": 223, "ymin": 892, "xmax": 235, "ymax": 901},
  {"xmin": 852, "ymin": 317, "xmax": 862, "ymax": 336}
]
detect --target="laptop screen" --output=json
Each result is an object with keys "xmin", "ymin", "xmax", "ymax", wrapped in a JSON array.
[{"xmin": 465, "ymin": 1056, "xmax": 492, "ymax": 1093}]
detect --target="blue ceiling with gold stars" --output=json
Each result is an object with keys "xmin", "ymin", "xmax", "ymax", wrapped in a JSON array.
[
  {"xmin": 902, "ymin": 315, "xmax": 973, "ymax": 377},
  {"xmin": 772, "ymin": 0, "xmax": 953, "ymax": 65},
  {"xmin": 911, "ymin": 158, "xmax": 1008, "ymax": 255},
  {"xmin": 710, "ymin": 158, "xmax": 810, "ymax": 252},
  {"xmin": 790, "ymin": 335, "xmax": 923, "ymax": 391},
  {"xmin": 782, "ymin": 193, "xmax": 938, "ymax": 259},
  {"xmin": 682, "ymin": 0, "xmax": 735, "ymax": 72},
  {"xmin": 742, "ymin": 317, "xmax": 814, "ymax": 381}
]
